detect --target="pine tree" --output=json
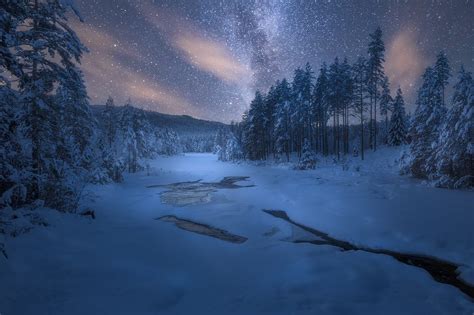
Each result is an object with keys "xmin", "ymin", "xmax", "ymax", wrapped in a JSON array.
[
  {"xmin": 296, "ymin": 139, "xmax": 316, "ymax": 170},
  {"xmin": 291, "ymin": 67, "xmax": 311, "ymax": 156},
  {"xmin": 433, "ymin": 67, "xmax": 473, "ymax": 188},
  {"xmin": 274, "ymin": 79, "xmax": 292, "ymax": 161},
  {"xmin": 379, "ymin": 75, "xmax": 393, "ymax": 143},
  {"xmin": 0, "ymin": 1, "xmax": 30, "ymax": 206},
  {"xmin": 405, "ymin": 67, "xmax": 446, "ymax": 178},
  {"xmin": 303, "ymin": 63, "xmax": 315, "ymax": 147},
  {"xmin": 340, "ymin": 58, "xmax": 353, "ymax": 155},
  {"xmin": 219, "ymin": 133, "xmax": 243, "ymax": 162},
  {"xmin": 313, "ymin": 64, "xmax": 330, "ymax": 155},
  {"xmin": 243, "ymin": 91, "xmax": 266, "ymax": 160},
  {"xmin": 263, "ymin": 84, "xmax": 278, "ymax": 158},
  {"xmin": 367, "ymin": 27, "xmax": 385, "ymax": 151},
  {"xmin": 352, "ymin": 57, "xmax": 368, "ymax": 159},
  {"xmin": 0, "ymin": 0, "xmax": 95, "ymax": 210},
  {"xmin": 328, "ymin": 57, "xmax": 352, "ymax": 159},
  {"xmin": 16, "ymin": 0, "xmax": 88, "ymax": 201},
  {"xmin": 434, "ymin": 51, "xmax": 451, "ymax": 107},
  {"xmin": 160, "ymin": 129, "xmax": 181, "ymax": 156},
  {"xmin": 0, "ymin": 0, "xmax": 27, "ymax": 86},
  {"xmin": 0, "ymin": 87, "xmax": 31, "ymax": 208},
  {"xmin": 328, "ymin": 58, "xmax": 342, "ymax": 158},
  {"xmin": 388, "ymin": 88, "xmax": 407, "ymax": 146},
  {"xmin": 103, "ymin": 96, "xmax": 116, "ymax": 147},
  {"xmin": 213, "ymin": 127, "xmax": 228, "ymax": 154},
  {"xmin": 56, "ymin": 68, "xmax": 96, "ymax": 170}
]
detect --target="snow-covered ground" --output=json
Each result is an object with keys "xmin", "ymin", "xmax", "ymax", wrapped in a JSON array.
[{"xmin": 1, "ymin": 149, "xmax": 473, "ymax": 314}]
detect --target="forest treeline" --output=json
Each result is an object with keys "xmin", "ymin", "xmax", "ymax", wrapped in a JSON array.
[{"xmin": 217, "ymin": 28, "xmax": 473, "ymax": 188}]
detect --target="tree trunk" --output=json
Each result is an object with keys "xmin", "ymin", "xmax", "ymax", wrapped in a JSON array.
[
  {"xmin": 369, "ymin": 94, "xmax": 373, "ymax": 150},
  {"xmin": 30, "ymin": 0, "xmax": 41, "ymax": 200},
  {"xmin": 374, "ymin": 80, "xmax": 377, "ymax": 151}
]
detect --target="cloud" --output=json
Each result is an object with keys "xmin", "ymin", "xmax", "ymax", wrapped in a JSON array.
[
  {"xmin": 70, "ymin": 21, "xmax": 202, "ymax": 117},
  {"xmin": 124, "ymin": 74, "xmax": 197, "ymax": 116},
  {"xmin": 385, "ymin": 28, "xmax": 428, "ymax": 107},
  {"xmin": 174, "ymin": 34, "xmax": 250, "ymax": 83},
  {"xmin": 139, "ymin": 5, "xmax": 250, "ymax": 85}
]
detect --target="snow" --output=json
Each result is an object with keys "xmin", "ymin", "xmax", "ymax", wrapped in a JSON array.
[{"xmin": 1, "ymin": 149, "xmax": 474, "ymax": 314}]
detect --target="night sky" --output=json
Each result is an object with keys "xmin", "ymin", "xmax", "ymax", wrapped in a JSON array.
[{"xmin": 71, "ymin": 0, "xmax": 474, "ymax": 123}]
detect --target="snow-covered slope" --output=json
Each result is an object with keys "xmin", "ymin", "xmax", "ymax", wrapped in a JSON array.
[{"xmin": 91, "ymin": 105, "xmax": 228, "ymax": 136}]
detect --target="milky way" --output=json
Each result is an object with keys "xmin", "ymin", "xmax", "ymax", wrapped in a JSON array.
[{"xmin": 72, "ymin": 0, "xmax": 474, "ymax": 122}]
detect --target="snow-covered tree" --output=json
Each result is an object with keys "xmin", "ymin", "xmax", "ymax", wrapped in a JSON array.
[
  {"xmin": 403, "ymin": 67, "xmax": 446, "ymax": 178},
  {"xmin": 17, "ymin": 0, "xmax": 88, "ymax": 201},
  {"xmin": 218, "ymin": 133, "xmax": 243, "ymax": 162},
  {"xmin": 0, "ymin": 87, "xmax": 31, "ymax": 209},
  {"xmin": 388, "ymin": 88, "xmax": 407, "ymax": 146},
  {"xmin": 313, "ymin": 64, "xmax": 330, "ymax": 156},
  {"xmin": 243, "ymin": 91, "xmax": 266, "ymax": 160},
  {"xmin": 213, "ymin": 127, "xmax": 228, "ymax": 154},
  {"xmin": 263, "ymin": 84, "xmax": 278, "ymax": 158},
  {"xmin": 273, "ymin": 79, "xmax": 291, "ymax": 161},
  {"xmin": 0, "ymin": 1, "xmax": 26, "ymax": 86},
  {"xmin": 367, "ymin": 27, "xmax": 386, "ymax": 151},
  {"xmin": 0, "ymin": 0, "xmax": 97, "ymax": 211},
  {"xmin": 56, "ymin": 68, "xmax": 96, "ymax": 170},
  {"xmin": 433, "ymin": 67, "xmax": 473, "ymax": 188},
  {"xmin": 159, "ymin": 129, "xmax": 181, "ymax": 156},
  {"xmin": 103, "ymin": 96, "xmax": 116, "ymax": 147},
  {"xmin": 328, "ymin": 57, "xmax": 353, "ymax": 159},
  {"xmin": 434, "ymin": 51, "xmax": 451, "ymax": 106},
  {"xmin": 351, "ymin": 57, "xmax": 368, "ymax": 159},
  {"xmin": 296, "ymin": 139, "xmax": 317, "ymax": 170},
  {"xmin": 290, "ymin": 63, "xmax": 314, "ymax": 155},
  {"xmin": 379, "ymin": 75, "xmax": 393, "ymax": 143},
  {"xmin": 114, "ymin": 101, "xmax": 164, "ymax": 172},
  {"xmin": 290, "ymin": 67, "xmax": 305, "ymax": 155}
]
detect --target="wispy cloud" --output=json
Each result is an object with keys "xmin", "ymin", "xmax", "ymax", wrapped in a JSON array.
[
  {"xmin": 71, "ymin": 21, "xmax": 203, "ymax": 118},
  {"xmin": 139, "ymin": 5, "xmax": 251, "ymax": 84},
  {"xmin": 174, "ymin": 34, "xmax": 250, "ymax": 83},
  {"xmin": 385, "ymin": 28, "xmax": 428, "ymax": 107}
]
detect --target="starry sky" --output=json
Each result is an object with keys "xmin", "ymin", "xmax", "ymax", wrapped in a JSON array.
[{"xmin": 71, "ymin": 0, "xmax": 474, "ymax": 123}]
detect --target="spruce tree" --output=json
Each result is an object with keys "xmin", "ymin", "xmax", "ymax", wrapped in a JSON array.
[
  {"xmin": 274, "ymin": 79, "xmax": 291, "ymax": 161},
  {"xmin": 340, "ymin": 58, "xmax": 353, "ymax": 155},
  {"xmin": 352, "ymin": 57, "xmax": 368, "ymax": 159},
  {"xmin": 434, "ymin": 51, "xmax": 451, "ymax": 107},
  {"xmin": 367, "ymin": 27, "xmax": 385, "ymax": 151},
  {"xmin": 296, "ymin": 139, "xmax": 316, "ymax": 170},
  {"xmin": 303, "ymin": 63, "xmax": 315, "ymax": 146},
  {"xmin": 313, "ymin": 64, "xmax": 330, "ymax": 155},
  {"xmin": 328, "ymin": 57, "xmax": 353, "ymax": 159},
  {"xmin": 328, "ymin": 58, "xmax": 342, "ymax": 158},
  {"xmin": 244, "ymin": 91, "xmax": 266, "ymax": 160},
  {"xmin": 16, "ymin": 0, "xmax": 88, "ymax": 200},
  {"xmin": 434, "ymin": 67, "xmax": 473, "ymax": 188},
  {"xmin": 0, "ymin": 0, "xmax": 27, "ymax": 86},
  {"xmin": 56, "ymin": 68, "xmax": 96, "ymax": 169},
  {"xmin": 103, "ymin": 96, "xmax": 116, "ymax": 147},
  {"xmin": 379, "ymin": 75, "xmax": 393, "ymax": 143},
  {"xmin": 291, "ymin": 67, "xmax": 311, "ymax": 156},
  {"xmin": 388, "ymin": 88, "xmax": 407, "ymax": 146},
  {"xmin": 263, "ymin": 84, "xmax": 278, "ymax": 158},
  {"xmin": 406, "ymin": 67, "xmax": 445, "ymax": 178}
]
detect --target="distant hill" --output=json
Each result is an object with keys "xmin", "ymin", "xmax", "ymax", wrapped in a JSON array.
[{"xmin": 91, "ymin": 105, "xmax": 227, "ymax": 137}]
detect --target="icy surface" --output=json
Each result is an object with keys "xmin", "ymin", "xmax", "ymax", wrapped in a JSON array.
[{"xmin": 1, "ymin": 149, "xmax": 473, "ymax": 314}]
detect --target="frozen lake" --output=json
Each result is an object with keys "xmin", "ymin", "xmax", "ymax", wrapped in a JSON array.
[{"xmin": 1, "ymin": 151, "xmax": 473, "ymax": 314}]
